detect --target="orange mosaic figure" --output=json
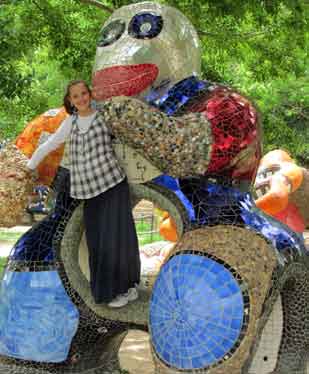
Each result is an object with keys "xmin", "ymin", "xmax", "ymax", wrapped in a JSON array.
[
  {"xmin": 15, "ymin": 108, "xmax": 67, "ymax": 186},
  {"xmin": 254, "ymin": 149, "xmax": 306, "ymax": 233},
  {"xmin": 158, "ymin": 210, "xmax": 178, "ymax": 242}
]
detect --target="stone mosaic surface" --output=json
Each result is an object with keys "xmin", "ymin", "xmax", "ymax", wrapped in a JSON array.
[
  {"xmin": 99, "ymin": 96, "xmax": 212, "ymax": 178},
  {"xmin": 0, "ymin": 144, "xmax": 36, "ymax": 228}
]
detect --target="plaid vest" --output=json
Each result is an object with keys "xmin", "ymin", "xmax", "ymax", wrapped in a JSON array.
[{"xmin": 70, "ymin": 112, "xmax": 125, "ymax": 199}]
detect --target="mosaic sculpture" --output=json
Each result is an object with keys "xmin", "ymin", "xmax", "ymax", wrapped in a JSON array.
[
  {"xmin": 15, "ymin": 108, "xmax": 67, "ymax": 186},
  {"xmin": 0, "ymin": 2, "xmax": 309, "ymax": 374},
  {"xmin": 0, "ymin": 144, "xmax": 37, "ymax": 227},
  {"xmin": 159, "ymin": 149, "xmax": 309, "ymax": 240},
  {"xmin": 254, "ymin": 149, "xmax": 309, "ymax": 233}
]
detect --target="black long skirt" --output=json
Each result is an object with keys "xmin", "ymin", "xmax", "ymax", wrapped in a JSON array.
[{"xmin": 83, "ymin": 178, "xmax": 141, "ymax": 303}]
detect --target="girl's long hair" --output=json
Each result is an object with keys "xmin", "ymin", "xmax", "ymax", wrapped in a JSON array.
[{"xmin": 63, "ymin": 80, "xmax": 92, "ymax": 115}]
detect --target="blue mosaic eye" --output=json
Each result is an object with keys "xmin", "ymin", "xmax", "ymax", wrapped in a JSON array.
[
  {"xmin": 128, "ymin": 12, "xmax": 163, "ymax": 39},
  {"xmin": 97, "ymin": 19, "xmax": 125, "ymax": 47}
]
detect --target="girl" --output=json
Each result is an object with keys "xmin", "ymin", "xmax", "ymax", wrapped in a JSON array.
[{"xmin": 27, "ymin": 80, "xmax": 141, "ymax": 308}]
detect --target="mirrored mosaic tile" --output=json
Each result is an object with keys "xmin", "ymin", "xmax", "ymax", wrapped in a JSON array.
[
  {"xmin": 150, "ymin": 253, "xmax": 248, "ymax": 370},
  {"xmin": 0, "ymin": 271, "xmax": 79, "ymax": 362}
]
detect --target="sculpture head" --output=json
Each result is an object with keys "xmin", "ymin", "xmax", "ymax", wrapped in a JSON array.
[
  {"xmin": 92, "ymin": 1, "xmax": 201, "ymax": 101},
  {"xmin": 254, "ymin": 149, "xmax": 303, "ymax": 216}
]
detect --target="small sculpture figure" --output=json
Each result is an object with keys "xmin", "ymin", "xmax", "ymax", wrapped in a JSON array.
[{"xmin": 255, "ymin": 149, "xmax": 309, "ymax": 233}]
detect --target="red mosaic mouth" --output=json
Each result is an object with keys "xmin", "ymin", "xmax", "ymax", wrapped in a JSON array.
[{"xmin": 92, "ymin": 64, "xmax": 159, "ymax": 100}]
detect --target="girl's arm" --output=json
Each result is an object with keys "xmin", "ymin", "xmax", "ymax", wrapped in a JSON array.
[{"xmin": 27, "ymin": 116, "xmax": 73, "ymax": 170}]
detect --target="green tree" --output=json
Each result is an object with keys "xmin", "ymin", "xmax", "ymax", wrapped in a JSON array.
[
  {"xmin": 0, "ymin": 0, "xmax": 110, "ymax": 138},
  {"xmin": 0, "ymin": 0, "xmax": 308, "ymax": 165}
]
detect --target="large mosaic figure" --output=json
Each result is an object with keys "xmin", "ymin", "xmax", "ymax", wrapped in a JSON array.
[{"xmin": 0, "ymin": 2, "xmax": 309, "ymax": 374}]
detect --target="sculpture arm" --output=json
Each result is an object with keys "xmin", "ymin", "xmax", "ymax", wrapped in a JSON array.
[{"xmin": 98, "ymin": 96, "xmax": 212, "ymax": 178}]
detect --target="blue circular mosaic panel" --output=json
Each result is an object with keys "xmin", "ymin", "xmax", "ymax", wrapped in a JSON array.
[{"xmin": 149, "ymin": 253, "xmax": 245, "ymax": 370}]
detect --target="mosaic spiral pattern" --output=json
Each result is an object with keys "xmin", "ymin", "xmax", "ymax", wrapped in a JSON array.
[{"xmin": 150, "ymin": 253, "xmax": 245, "ymax": 370}]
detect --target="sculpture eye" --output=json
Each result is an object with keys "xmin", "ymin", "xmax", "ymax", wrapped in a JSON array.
[
  {"xmin": 128, "ymin": 12, "xmax": 163, "ymax": 39},
  {"xmin": 97, "ymin": 19, "xmax": 126, "ymax": 47}
]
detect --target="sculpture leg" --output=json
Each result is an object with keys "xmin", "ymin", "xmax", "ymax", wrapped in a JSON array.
[{"xmin": 149, "ymin": 226, "xmax": 278, "ymax": 374}]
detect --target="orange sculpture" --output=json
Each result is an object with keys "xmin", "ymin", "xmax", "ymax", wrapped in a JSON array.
[
  {"xmin": 15, "ymin": 108, "xmax": 68, "ymax": 186},
  {"xmin": 159, "ymin": 211, "xmax": 178, "ymax": 242},
  {"xmin": 254, "ymin": 149, "xmax": 306, "ymax": 233}
]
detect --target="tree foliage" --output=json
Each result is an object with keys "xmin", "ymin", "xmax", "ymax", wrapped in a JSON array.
[{"xmin": 0, "ymin": 0, "xmax": 308, "ymax": 164}]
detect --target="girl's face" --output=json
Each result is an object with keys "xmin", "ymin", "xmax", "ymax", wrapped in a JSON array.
[{"xmin": 69, "ymin": 83, "xmax": 92, "ymax": 114}]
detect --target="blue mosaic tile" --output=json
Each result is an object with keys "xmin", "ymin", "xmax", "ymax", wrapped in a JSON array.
[
  {"xmin": 150, "ymin": 254, "xmax": 245, "ymax": 370},
  {"xmin": 0, "ymin": 271, "xmax": 79, "ymax": 362},
  {"xmin": 146, "ymin": 76, "xmax": 211, "ymax": 116},
  {"xmin": 128, "ymin": 12, "xmax": 163, "ymax": 39},
  {"xmin": 152, "ymin": 176, "xmax": 306, "ymax": 259}
]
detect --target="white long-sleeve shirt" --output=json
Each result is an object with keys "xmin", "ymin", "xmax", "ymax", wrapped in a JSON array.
[{"xmin": 27, "ymin": 111, "xmax": 98, "ymax": 170}]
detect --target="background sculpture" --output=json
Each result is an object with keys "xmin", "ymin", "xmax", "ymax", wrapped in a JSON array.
[{"xmin": 254, "ymin": 149, "xmax": 309, "ymax": 233}]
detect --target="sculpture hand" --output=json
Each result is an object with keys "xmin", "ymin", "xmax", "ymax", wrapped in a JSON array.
[{"xmin": 0, "ymin": 144, "xmax": 37, "ymax": 227}]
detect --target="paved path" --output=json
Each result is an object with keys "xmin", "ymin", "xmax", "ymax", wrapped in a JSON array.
[
  {"xmin": 0, "ymin": 242, "xmax": 13, "ymax": 258},
  {"xmin": 119, "ymin": 330, "xmax": 154, "ymax": 374},
  {"xmin": 0, "ymin": 226, "xmax": 30, "ymax": 257}
]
